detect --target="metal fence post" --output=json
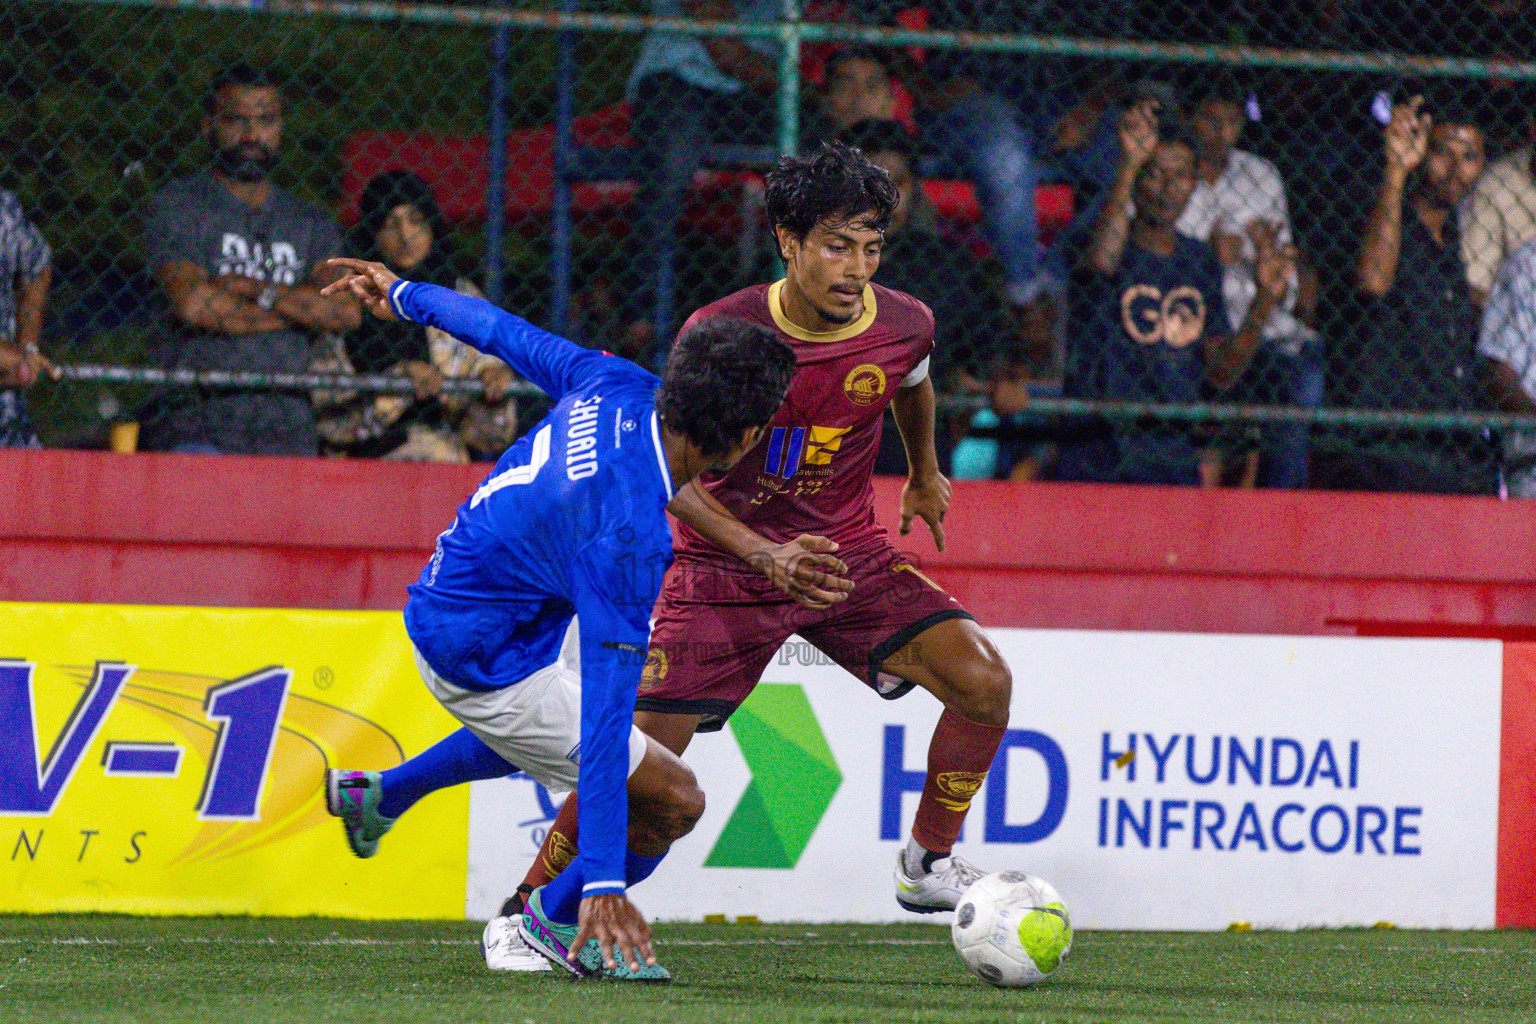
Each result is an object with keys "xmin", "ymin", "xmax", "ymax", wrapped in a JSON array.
[
  {"xmin": 768, "ymin": 0, "xmax": 801, "ymax": 280},
  {"xmin": 485, "ymin": 11, "xmax": 511, "ymax": 306},
  {"xmin": 777, "ymin": 0, "xmax": 801, "ymax": 159},
  {"xmin": 550, "ymin": 0, "xmax": 577, "ymax": 333}
]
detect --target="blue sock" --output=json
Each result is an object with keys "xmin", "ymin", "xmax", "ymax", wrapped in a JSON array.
[
  {"xmin": 625, "ymin": 849, "xmax": 665, "ymax": 887},
  {"xmin": 377, "ymin": 728, "xmax": 516, "ymax": 819},
  {"xmin": 542, "ymin": 850, "xmax": 668, "ymax": 927},
  {"xmin": 541, "ymin": 862, "xmax": 585, "ymax": 926}
]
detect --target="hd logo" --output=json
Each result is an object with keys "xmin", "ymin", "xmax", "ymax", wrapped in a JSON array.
[{"xmin": 763, "ymin": 426, "xmax": 851, "ymax": 479}]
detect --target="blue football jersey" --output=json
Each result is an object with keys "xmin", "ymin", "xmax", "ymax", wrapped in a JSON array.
[{"xmin": 391, "ymin": 280, "xmax": 675, "ymax": 895}]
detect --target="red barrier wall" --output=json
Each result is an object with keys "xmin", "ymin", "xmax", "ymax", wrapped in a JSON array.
[
  {"xmin": 6, "ymin": 449, "xmax": 1536, "ymax": 637},
  {"xmin": 1498, "ymin": 643, "xmax": 1536, "ymax": 928}
]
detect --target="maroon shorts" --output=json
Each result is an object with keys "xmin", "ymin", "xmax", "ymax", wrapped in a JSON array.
[{"xmin": 636, "ymin": 538, "xmax": 973, "ymax": 732}]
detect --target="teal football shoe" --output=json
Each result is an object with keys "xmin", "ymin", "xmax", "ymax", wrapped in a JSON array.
[
  {"xmin": 519, "ymin": 886, "xmax": 671, "ymax": 982},
  {"xmin": 324, "ymin": 769, "xmax": 396, "ymax": 859}
]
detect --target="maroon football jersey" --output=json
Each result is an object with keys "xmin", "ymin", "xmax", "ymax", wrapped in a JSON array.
[{"xmin": 674, "ymin": 280, "xmax": 934, "ymax": 567}]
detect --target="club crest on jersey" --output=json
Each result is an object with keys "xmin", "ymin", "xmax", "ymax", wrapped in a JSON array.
[
  {"xmin": 843, "ymin": 363, "xmax": 887, "ymax": 406},
  {"xmin": 764, "ymin": 426, "xmax": 851, "ymax": 478},
  {"xmin": 640, "ymin": 647, "xmax": 668, "ymax": 690}
]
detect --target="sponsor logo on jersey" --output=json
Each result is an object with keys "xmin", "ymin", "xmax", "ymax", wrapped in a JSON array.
[
  {"xmin": 843, "ymin": 363, "xmax": 887, "ymax": 406},
  {"xmin": 764, "ymin": 425, "xmax": 851, "ymax": 478}
]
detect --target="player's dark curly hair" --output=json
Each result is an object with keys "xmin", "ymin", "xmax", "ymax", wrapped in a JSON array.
[
  {"xmin": 765, "ymin": 141, "xmax": 898, "ymax": 240},
  {"xmin": 656, "ymin": 318, "xmax": 796, "ymax": 460}
]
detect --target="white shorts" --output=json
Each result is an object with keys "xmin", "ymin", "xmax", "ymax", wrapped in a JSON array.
[{"xmin": 413, "ymin": 626, "xmax": 647, "ymax": 795}]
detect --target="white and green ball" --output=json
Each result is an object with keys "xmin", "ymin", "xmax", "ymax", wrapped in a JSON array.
[{"xmin": 951, "ymin": 871, "xmax": 1072, "ymax": 988}]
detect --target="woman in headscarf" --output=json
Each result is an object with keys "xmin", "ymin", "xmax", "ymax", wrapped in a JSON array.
[{"xmin": 314, "ymin": 171, "xmax": 517, "ymax": 461}]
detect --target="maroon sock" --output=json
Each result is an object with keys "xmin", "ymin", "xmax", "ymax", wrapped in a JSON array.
[
  {"xmin": 911, "ymin": 709, "xmax": 1007, "ymax": 855},
  {"xmin": 520, "ymin": 792, "xmax": 579, "ymax": 892}
]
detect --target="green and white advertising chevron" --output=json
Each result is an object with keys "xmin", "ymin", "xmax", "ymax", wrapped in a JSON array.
[{"xmin": 704, "ymin": 683, "xmax": 843, "ymax": 869}]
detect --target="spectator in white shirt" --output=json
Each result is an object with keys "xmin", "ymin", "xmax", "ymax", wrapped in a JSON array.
[
  {"xmin": 1479, "ymin": 238, "xmax": 1536, "ymax": 495},
  {"xmin": 1177, "ymin": 78, "xmax": 1320, "ymax": 488},
  {"xmin": 1463, "ymin": 99, "xmax": 1536, "ymax": 307}
]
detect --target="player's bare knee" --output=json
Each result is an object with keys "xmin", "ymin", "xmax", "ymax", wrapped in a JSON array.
[
  {"xmin": 642, "ymin": 759, "xmax": 704, "ymax": 841},
  {"xmin": 667, "ymin": 779, "xmax": 706, "ymax": 837},
  {"xmin": 656, "ymin": 766, "xmax": 706, "ymax": 839},
  {"xmin": 949, "ymin": 655, "xmax": 1012, "ymax": 727}
]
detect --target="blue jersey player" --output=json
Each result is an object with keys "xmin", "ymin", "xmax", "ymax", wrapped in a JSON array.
[{"xmin": 318, "ymin": 258, "xmax": 798, "ymax": 980}]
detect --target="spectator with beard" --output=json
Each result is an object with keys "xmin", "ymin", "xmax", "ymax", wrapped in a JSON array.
[
  {"xmin": 1056, "ymin": 99, "xmax": 1290, "ymax": 485},
  {"xmin": 142, "ymin": 63, "xmax": 359, "ymax": 456},
  {"xmin": 1337, "ymin": 93, "xmax": 1497, "ymax": 494},
  {"xmin": 311, "ymin": 171, "xmax": 517, "ymax": 462}
]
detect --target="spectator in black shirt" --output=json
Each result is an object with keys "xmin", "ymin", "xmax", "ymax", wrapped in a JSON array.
[
  {"xmin": 1336, "ymin": 93, "xmax": 1497, "ymax": 494},
  {"xmin": 1058, "ymin": 100, "xmax": 1288, "ymax": 485}
]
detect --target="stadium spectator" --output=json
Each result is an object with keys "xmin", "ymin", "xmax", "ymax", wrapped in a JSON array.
[
  {"xmin": 1179, "ymin": 78, "xmax": 1322, "ymax": 488},
  {"xmin": 839, "ymin": 118, "xmax": 1014, "ymax": 477},
  {"xmin": 805, "ymin": 46, "xmax": 900, "ymax": 147},
  {"xmin": 313, "ymin": 171, "xmax": 516, "ymax": 462},
  {"xmin": 1478, "ymin": 238, "xmax": 1536, "ymax": 496},
  {"xmin": 141, "ymin": 63, "xmax": 359, "ymax": 457},
  {"xmin": 0, "ymin": 190, "xmax": 53, "ymax": 448},
  {"xmin": 625, "ymin": 0, "xmax": 780, "ymax": 348},
  {"xmin": 1038, "ymin": 76, "xmax": 1179, "ymax": 287},
  {"xmin": 1463, "ymin": 102, "xmax": 1536, "ymax": 306},
  {"xmin": 1338, "ymin": 94, "xmax": 1497, "ymax": 494},
  {"xmin": 1055, "ymin": 100, "xmax": 1289, "ymax": 485},
  {"xmin": 876, "ymin": 3, "xmax": 1053, "ymax": 320}
]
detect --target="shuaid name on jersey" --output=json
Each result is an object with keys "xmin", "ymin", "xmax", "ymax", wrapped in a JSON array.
[{"xmin": 566, "ymin": 396, "xmax": 602, "ymax": 480}]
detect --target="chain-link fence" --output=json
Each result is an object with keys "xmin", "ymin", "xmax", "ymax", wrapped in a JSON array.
[{"xmin": 4, "ymin": 0, "xmax": 1536, "ymax": 490}]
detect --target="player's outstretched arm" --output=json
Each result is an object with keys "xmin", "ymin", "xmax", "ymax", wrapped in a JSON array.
[
  {"xmin": 322, "ymin": 257, "xmax": 602, "ymax": 400},
  {"xmin": 564, "ymin": 545, "xmax": 660, "ymax": 969},
  {"xmin": 668, "ymin": 481, "xmax": 854, "ymax": 609},
  {"xmin": 321, "ymin": 257, "xmax": 401, "ymax": 320}
]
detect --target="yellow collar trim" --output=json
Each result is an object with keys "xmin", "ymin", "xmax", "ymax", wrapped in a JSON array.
[{"xmin": 768, "ymin": 280, "xmax": 878, "ymax": 343}]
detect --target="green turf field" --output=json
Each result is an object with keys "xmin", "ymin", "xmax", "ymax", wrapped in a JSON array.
[{"xmin": 3, "ymin": 915, "xmax": 1534, "ymax": 1024}]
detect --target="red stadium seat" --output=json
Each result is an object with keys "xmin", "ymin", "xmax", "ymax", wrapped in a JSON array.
[{"xmin": 339, "ymin": 108, "xmax": 1075, "ymax": 244}]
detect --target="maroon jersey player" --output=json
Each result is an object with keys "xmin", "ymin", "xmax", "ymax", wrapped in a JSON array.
[{"xmin": 512, "ymin": 142, "xmax": 1013, "ymax": 925}]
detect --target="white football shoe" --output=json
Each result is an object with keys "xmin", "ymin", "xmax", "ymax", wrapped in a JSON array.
[
  {"xmin": 894, "ymin": 849, "xmax": 987, "ymax": 914},
  {"xmin": 481, "ymin": 914, "xmax": 552, "ymax": 972}
]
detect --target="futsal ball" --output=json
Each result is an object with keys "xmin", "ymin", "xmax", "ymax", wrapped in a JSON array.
[{"xmin": 951, "ymin": 871, "xmax": 1072, "ymax": 988}]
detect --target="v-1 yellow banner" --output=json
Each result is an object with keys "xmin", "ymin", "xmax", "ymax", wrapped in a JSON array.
[{"xmin": 0, "ymin": 602, "xmax": 467, "ymax": 918}]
